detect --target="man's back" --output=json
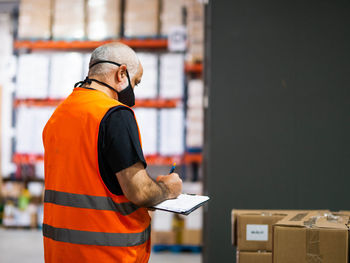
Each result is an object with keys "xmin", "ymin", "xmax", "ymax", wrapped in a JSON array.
[{"xmin": 42, "ymin": 87, "xmax": 151, "ymax": 263}]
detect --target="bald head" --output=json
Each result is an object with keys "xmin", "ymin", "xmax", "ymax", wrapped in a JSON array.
[{"xmin": 88, "ymin": 42, "xmax": 140, "ymax": 80}]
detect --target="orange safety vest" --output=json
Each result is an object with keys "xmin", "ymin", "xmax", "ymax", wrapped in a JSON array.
[{"xmin": 42, "ymin": 87, "xmax": 151, "ymax": 263}]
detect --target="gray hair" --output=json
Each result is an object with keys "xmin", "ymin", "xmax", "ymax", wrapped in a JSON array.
[{"xmin": 88, "ymin": 42, "xmax": 139, "ymax": 80}]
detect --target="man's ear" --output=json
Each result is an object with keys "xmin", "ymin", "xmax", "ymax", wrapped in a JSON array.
[{"xmin": 116, "ymin": 64, "xmax": 128, "ymax": 83}]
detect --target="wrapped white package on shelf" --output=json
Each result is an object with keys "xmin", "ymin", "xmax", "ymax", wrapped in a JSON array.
[
  {"xmin": 52, "ymin": 0, "xmax": 85, "ymax": 39},
  {"xmin": 124, "ymin": 0, "xmax": 159, "ymax": 37},
  {"xmin": 186, "ymin": 130, "xmax": 203, "ymax": 149},
  {"xmin": 152, "ymin": 210, "xmax": 173, "ymax": 231},
  {"xmin": 17, "ymin": 54, "xmax": 49, "ymax": 99},
  {"xmin": 187, "ymin": 79, "xmax": 204, "ymax": 108},
  {"xmin": 32, "ymin": 108, "xmax": 54, "ymax": 154},
  {"xmin": 3, "ymin": 203, "xmax": 17, "ymax": 226},
  {"xmin": 87, "ymin": 0, "xmax": 121, "ymax": 40},
  {"xmin": 28, "ymin": 182, "xmax": 44, "ymax": 197},
  {"xmin": 16, "ymin": 106, "xmax": 55, "ymax": 155},
  {"xmin": 18, "ymin": 0, "xmax": 51, "ymax": 39},
  {"xmin": 82, "ymin": 53, "xmax": 91, "ymax": 79},
  {"xmin": 134, "ymin": 53, "xmax": 158, "ymax": 99},
  {"xmin": 133, "ymin": 108, "xmax": 158, "ymax": 156},
  {"xmin": 159, "ymin": 108, "xmax": 184, "ymax": 155},
  {"xmin": 160, "ymin": 0, "xmax": 185, "ymax": 36},
  {"xmin": 49, "ymin": 53, "xmax": 83, "ymax": 98},
  {"xmin": 37, "ymin": 205, "xmax": 44, "ymax": 226},
  {"xmin": 186, "ymin": 108, "xmax": 204, "ymax": 148},
  {"xmin": 185, "ymin": 207, "xmax": 203, "ymax": 230},
  {"xmin": 16, "ymin": 106, "xmax": 33, "ymax": 153},
  {"xmin": 0, "ymin": 14, "xmax": 13, "ymax": 57},
  {"xmin": 159, "ymin": 54, "xmax": 184, "ymax": 99},
  {"xmin": 35, "ymin": 161, "xmax": 45, "ymax": 179}
]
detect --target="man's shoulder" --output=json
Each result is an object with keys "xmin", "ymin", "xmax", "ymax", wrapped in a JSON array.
[{"xmin": 102, "ymin": 106, "xmax": 136, "ymax": 126}]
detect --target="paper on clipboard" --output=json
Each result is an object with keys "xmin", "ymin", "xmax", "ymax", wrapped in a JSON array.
[{"xmin": 152, "ymin": 194, "xmax": 210, "ymax": 215}]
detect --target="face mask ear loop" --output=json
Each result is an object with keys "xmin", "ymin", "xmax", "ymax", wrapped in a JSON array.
[{"xmin": 74, "ymin": 77, "xmax": 92, "ymax": 88}]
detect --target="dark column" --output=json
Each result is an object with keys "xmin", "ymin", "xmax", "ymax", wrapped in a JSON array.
[{"xmin": 203, "ymin": 1, "xmax": 350, "ymax": 262}]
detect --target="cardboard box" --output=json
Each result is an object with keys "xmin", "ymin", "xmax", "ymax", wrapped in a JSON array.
[
  {"xmin": 232, "ymin": 209, "xmax": 292, "ymax": 247},
  {"xmin": 151, "ymin": 230, "xmax": 176, "ymax": 245},
  {"xmin": 151, "ymin": 210, "xmax": 176, "ymax": 245},
  {"xmin": 160, "ymin": 0, "xmax": 185, "ymax": 36},
  {"xmin": 231, "ymin": 209, "xmax": 329, "ymax": 247},
  {"xmin": 52, "ymin": 0, "xmax": 85, "ymax": 39},
  {"xmin": 237, "ymin": 212, "xmax": 287, "ymax": 251},
  {"xmin": 182, "ymin": 229, "xmax": 201, "ymax": 245},
  {"xmin": 237, "ymin": 251, "xmax": 272, "ymax": 263},
  {"xmin": 18, "ymin": 0, "xmax": 51, "ymax": 39},
  {"xmin": 185, "ymin": 0, "xmax": 204, "ymax": 62},
  {"xmin": 273, "ymin": 211, "xmax": 349, "ymax": 263},
  {"xmin": 124, "ymin": 0, "xmax": 159, "ymax": 37},
  {"xmin": 182, "ymin": 204, "xmax": 203, "ymax": 245},
  {"xmin": 86, "ymin": 0, "xmax": 121, "ymax": 40}
]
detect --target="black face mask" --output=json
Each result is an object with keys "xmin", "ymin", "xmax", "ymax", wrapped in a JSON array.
[{"xmin": 74, "ymin": 60, "xmax": 135, "ymax": 107}]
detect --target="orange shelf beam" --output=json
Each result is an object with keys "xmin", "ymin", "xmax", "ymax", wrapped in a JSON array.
[
  {"xmin": 13, "ymin": 153, "xmax": 202, "ymax": 165},
  {"xmin": 134, "ymin": 98, "xmax": 181, "ymax": 108},
  {"xmin": 14, "ymin": 39, "xmax": 168, "ymax": 50},
  {"xmin": 14, "ymin": 98, "xmax": 64, "ymax": 107},
  {"xmin": 13, "ymin": 153, "xmax": 44, "ymax": 164},
  {"xmin": 185, "ymin": 63, "xmax": 203, "ymax": 74},
  {"xmin": 14, "ymin": 98, "xmax": 181, "ymax": 108},
  {"xmin": 184, "ymin": 153, "xmax": 203, "ymax": 164},
  {"xmin": 145, "ymin": 155, "xmax": 183, "ymax": 166}
]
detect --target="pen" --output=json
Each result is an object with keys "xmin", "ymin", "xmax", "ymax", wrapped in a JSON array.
[{"xmin": 169, "ymin": 162, "xmax": 176, "ymax": 174}]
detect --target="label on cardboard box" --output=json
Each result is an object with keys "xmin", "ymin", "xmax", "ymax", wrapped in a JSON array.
[{"xmin": 246, "ymin": 224, "xmax": 268, "ymax": 241}]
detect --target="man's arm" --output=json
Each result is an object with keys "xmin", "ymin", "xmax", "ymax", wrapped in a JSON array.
[{"xmin": 116, "ymin": 162, "xmax": 182, "ymax": 207}]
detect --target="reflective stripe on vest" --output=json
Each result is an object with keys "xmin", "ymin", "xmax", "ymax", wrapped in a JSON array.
[
  {"xmin": 44, "ymin": 189, "xmax": 138, "ymax": 215},
  {"xmin": 43, "ymin": 224, "xmax": 151, "ymax": 247}
]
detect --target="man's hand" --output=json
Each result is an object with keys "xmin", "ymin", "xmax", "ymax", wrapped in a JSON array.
[
  {"xmin": 156, "ymin": 173, "xmax": 182, "ymax": 199},
  {"xmin": 116, "ymin": 162, "xmax": 183, "ymax": 207}
]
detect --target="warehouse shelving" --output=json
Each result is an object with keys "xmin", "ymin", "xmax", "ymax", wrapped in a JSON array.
[
  {"xmin": 12, "ymin": 39, "xmax": 203, "ymax": 166},
  {"xmin": 3, "ymin": 0, "xmax": 205, "ymax": 234},
  {"xmin": 12, "ymin": 152, "xmax": 202, "ymax": 166},
  {"xmin": 14, "ymin": 39, "xmax": 168, "ymax": 51},
  {"xmin": 14, "ymin": 98, "xmax": 182, "ymax": 108},
  {"xmin": 14, "ymin": 39, "xmax": 203, "ymax": 74}
]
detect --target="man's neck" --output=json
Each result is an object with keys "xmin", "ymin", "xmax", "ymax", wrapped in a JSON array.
[{"xmin": 87, "ymin": 81, "xmax": 118, "ymax": 100}]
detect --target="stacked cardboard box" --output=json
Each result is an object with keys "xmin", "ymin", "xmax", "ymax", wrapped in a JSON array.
[
  {"xmin": 232, "ymin": 210, "xmax": 288, "ymax": 263},
  {"xmin": 52, "ymin": 0, "xmax": 85, "ymax": 39},
  {"xmin": 273, "ymin": 211, "xmax": 349, "ymax": 263},
  {"xmin": 1, "ymin": 181, "xmax": 44, "ymax": 228},
  {"xmin": 160, "ymin": 0, "xmax": 185, "ymax": 36},
  {"xmin": 124, "ymin": 0, "xmax": 159, "ymax": 37},
  {"xmin": 182, "ymin": 208, "xmax": 202, "ymax": 245},
  {"xmin": 151, "ymin": 210, "xmax": 176, "ymax": 245},
  {"xmin": 86, "ymin": 0, "xmax": 121, "ymax": 40},
  {"xmin": 232, "ymin": 210, "xmax": 349, "ymax": 263},
  {"xmin": 182, "ymin": 182, "xmax": 203, "ymax": 245},
  {"xmin": 237, "ymin": 251, "xmax": 272, "ymax": 263},
  {"xmin": 18, "ymin": 0, "xmax": 51, "ymax": 39},
  {"xmin": 185, "ymin": 0, "xmax": 204, "ymax": 62},
  {"xmin": 186, "ymin": 79, "xmax": 204, "ymax": 148}
]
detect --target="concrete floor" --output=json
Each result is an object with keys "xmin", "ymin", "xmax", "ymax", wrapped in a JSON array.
[{"xmin": 0, "ymin": 228, "xmax": 201, "ymax": 263}]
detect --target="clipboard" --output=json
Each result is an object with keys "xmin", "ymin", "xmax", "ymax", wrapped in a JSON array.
[{"xmin": 151, "ymin": 194, "xmax": 210, "ymax": 215}]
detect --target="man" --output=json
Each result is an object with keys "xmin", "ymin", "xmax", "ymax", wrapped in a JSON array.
[{"xmin": 42, "ymin": 42, "xmax": 182, "ymax": 263}]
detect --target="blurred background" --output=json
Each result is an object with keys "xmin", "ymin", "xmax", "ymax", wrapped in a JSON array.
[
  {"xmin": 1, "ymin": 0, "xmax": 350, "ymax": 263},
  {"xmin": 0, "ymin": 0, "xmax": 204, "ymax": 262}
]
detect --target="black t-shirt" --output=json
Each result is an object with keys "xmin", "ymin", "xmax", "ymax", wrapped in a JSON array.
[{"xmin": 98, "ymin": 106, "xmax": 147, "ymax": 196}]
